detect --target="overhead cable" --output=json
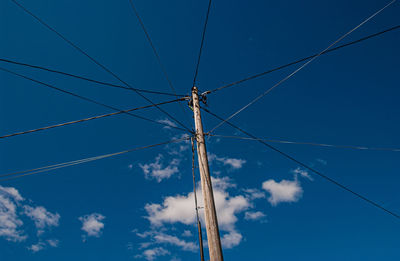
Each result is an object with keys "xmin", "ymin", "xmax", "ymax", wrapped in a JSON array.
[
  {"xmin": 192, "ymin": 0, "xmax": 213, "ymax": 87},
  {"xmin": 0, "ymin": 136, "xmax": 190, "ymax": 182},
  {"xmin": 209, "ymin": 134, "xmax": 400, "ymax": 152},
  {"xmin": 11, "ymin": 0, "xmax": 192, "ymax": 132},
  {"xmin": 205, "ymin": 25, "xmax": 400, "ymax": 95},
  {"xmin": 0, "ymin": 66, "xmax": 188, "ymax": 132},
  {"xmin": 207, "ymin": 0, "xmax": 397, "ymax": 134},
  {"xmin": 127, "ymin": 0, "xmax": 193, "ymax": 128},
  {"xmin": 203, "ymin": 107, "xmax": 400, "ymax": 219},
  {"xmin": 0, "ymin": 98, "xmax": 185, "ymax": 140},
  {"xmin": 0, "ymin": 58, "xmax": 185, "ymax": 96}
]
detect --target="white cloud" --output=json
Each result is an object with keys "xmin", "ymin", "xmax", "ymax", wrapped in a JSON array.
[
  {"xmin": 208, "ymin": 153, "xmax": 246, "ymax": 170},
  {"xmin": 24, "ymin": 206, "xmax": 60, "ymax": 235},
  {"xmin": 0, "ymin": 185, "xmax": 60, "ymax": 251},
  {"xmin": 79, "ymin": 213, "xmax": 105, "ymax": 238},
  {"xmin": 181, "ymin": 230, "xmax": 192, "ymax": 237},
  {"xmin": 212, "ymin": 176, "xmax": 236, "ymax": 191},
  {"xmin": 135, "ymin": 230, "xmax": 154, "ymax": 239},
  {"xmin": 221, "ymin": 230, "xmax": 242, "ymax": 249},
  {"xmin": 153, "ymin": 232, "xmax": 197, "ymax": 252},
  {"xmin": 157, "ymin": 119, "xmax": 177, "ymax": 130},
  {"xmin": 167, "ymin": 134, "xmax": 191, "ymax": 156},
  {"xmin": 136, "ymin": 247, "xmax": 170, "ymax": 261},
  {"xmin": 143, "ymin": 176, "xmax": 250, "ymax": 253},
  {"xmin": 207, "ymin": 153, "xmax": 217, "ymax": 162},
  {"xmin": 139, "ymin": 155, "xmax": 180, "ymax": 182},
  {"xmin": 0, "ymin": 186, "xmax": 24, "ymax": 201},
  {"xmin": 47, "ymin": 239, "xmax": 59, "ymax": 247},
  {"xmin": 244, "ymin": 211, "xmax": 266, "ymax": 221},
  {"xmin": 134, "ymin": 230, "xmax": 197, "ymax": 253},
  {"xmin": 316, "ymin": 158, "xmax": 327, "ymax": 165},
  {"xmin": 222, "ymin": 158, "xmax": 247, "ymax": 169},
  {"xmin": 28, "ymin": 241, "xmax": 45, "ymax": 252},
  {"xmin": 216, "ymin": 194, "xmax": 249, "ymax": 231},
  {"xmin": 139, "ymin": 242, "xmax": 153, "ymax": 249},
  {"xmin": 213, "ymin": 170, "xmax": 222, "ymax": 176},
  {"xmin": 27, "ymin": 238, "xmax": 59, "ymax": 253},
  {"xmin": 179, "ymin": 145, "xmax": 189, "ymax": 152},
  {"xmin": 0, "ymin": 186, "xmax": 26, "ymax": 242},
  {"xmin": 145, "ymin": 194, "xmax": 195, "ymax": 226},
  {"xmin": 262, "ymin": 178, "xmax": 303, "ymax": 206},
  {"xmin": 145, "ymin": 177, "xmax": 250, "ymax": 231},
  {"xmin": 243, "ymin": 188, "xmax": 266, "ymax": 200},
  {"xmin": 292, "ymin": 167, "xmax": 313, "ymax": 181}
]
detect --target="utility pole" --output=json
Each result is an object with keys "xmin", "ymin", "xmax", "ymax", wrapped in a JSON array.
[{"xmin": 191, "ymin": 86, "xmax": 224, "ymax": 261}]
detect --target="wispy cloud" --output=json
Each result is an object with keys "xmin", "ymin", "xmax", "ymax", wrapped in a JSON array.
[
  {"xmin": 316, "ymin": 158, "xmax": 327, "ymax": 165},
  {"xmin": 181, "ymin": 230, "xmax": 192, "ymax": 237},
  {"xmin": 166, "ymin": 134, "xmax": 191, "ymax": 156},
  {"xmin": 27, "ymin": 241, "xmax": 46, "ymax": 253},
  {"xmin": 134, "ymin": 230, "xmax": 198, "ymax": 253},
  {"xmin": 292, "ymin": 167, "xmax": 313, "ymax": 181},
  {"xmin": 153, "ymin": 232, "xmax": 197, "ymax": 252},
  {"xmin": 157, "ymin": 119, "xmax": 177, "ymax": 130},
  {"xmin": 0, "ymin": 186, "xmax": 26, "ymax": 242},
  {"xmin": 24, "ymin": 206, "xmax": 60, "ymax": 235},
  {"xmin": 243, "ymin": 188, "xmax": 266, "ymax": 200},
  {"xmin": 0, "ymin": 185, "xmax": 60, "ymax": 245},
  {"xmin": 139, "ymin": 154, "xmax": 180, "ymax": 182},
  {"xmin": 135, "ymin": 247, "xmax": 170, "ymax": 261},
  {"xmin": 208, "ymin": 153, "xmax": 246, "ymax": 170},
  {"xmin": 244, "ymin": 211, "xmax": 266, "ymax": 221},
  {"xmin": 47, "ymin": 239, "xmax": 59, "ymax": 247},
  {"xmin": 27, "ymin": 239, "xmax": 59, "ymax": 253}
]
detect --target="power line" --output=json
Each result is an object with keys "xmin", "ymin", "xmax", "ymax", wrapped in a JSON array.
[
  {"xmin": 0, "ymin": 58, "xmax": 185, "ymax": 97},
  {"xmin": 209, "ymin": 134, "xmax": 400, "ymax": 152},
  {"xmin": 0, "ymin": 98, "xmax": 185, "ymax": 140},
  {"xmin": 0, "ymin": 66, "xmax": 188, "ymax": 132},
  {"xmin": 11, "ymin": 0, "xmax": 192, "ymax": 133},
  {"xmin": 203, "ymin": 107, "xmax": 400, "ymax": 219},
  {"xmin": 0, "ymin": 137, "xmax": 190, "ymax": 182},
  {"xmin": 127, "ymin": 0, "xmax": 193, "ymax": 128},
  {"xmin": 205, "ymin": 24, "xmax": 400, "ymax": 95},
  {"xmin": 207, "ymin": 0, "xmax": 397, "ymax": 134},
  {"xmin": 192, "ymin": 0, "xmax": 213, "ymax": 87},
  {"xmin": 6, "ymin": 21, "xmax": 393, "ymax": 99}
]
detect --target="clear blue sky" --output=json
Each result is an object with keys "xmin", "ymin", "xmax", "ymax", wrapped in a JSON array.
[{"xmin": 0, "ymin": 0, "xmax": 399, "ymax": 260}]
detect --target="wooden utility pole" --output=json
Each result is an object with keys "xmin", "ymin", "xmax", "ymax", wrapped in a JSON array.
[{"xmin": 191, "ymin": 86, "xmax": 224, "ymax": 261}]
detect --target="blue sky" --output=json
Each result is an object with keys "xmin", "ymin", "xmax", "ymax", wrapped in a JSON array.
[{"xmin": 1, "ymin": 0, "xmax": 399, "ymax": 260}]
